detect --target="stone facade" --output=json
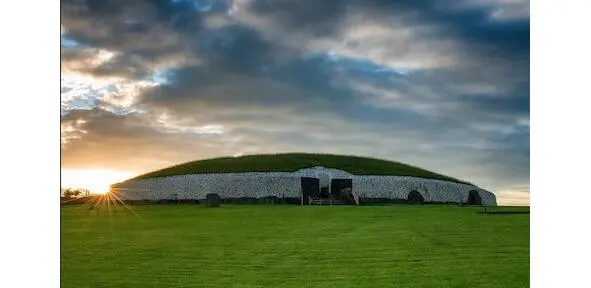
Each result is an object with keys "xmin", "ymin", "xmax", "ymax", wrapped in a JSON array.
[
  {"xmin": 353, "ymin": 176, "xmax": 496, "ymax": 205},
  {"xmin": 111, "ymin": 166, "xmax": 497, "ymax": 206}
]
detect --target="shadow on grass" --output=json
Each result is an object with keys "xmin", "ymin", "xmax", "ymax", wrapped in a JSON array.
[{"xmin": 478, "ymin": 211, "xmax": 530, "ymax": 215}]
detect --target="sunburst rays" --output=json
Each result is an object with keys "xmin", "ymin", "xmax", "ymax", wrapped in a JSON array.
[{"xmin": 65, "ymin": 188, "xmax": 142, "ymax": 222}]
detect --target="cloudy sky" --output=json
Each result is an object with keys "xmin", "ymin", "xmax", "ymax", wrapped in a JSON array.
[{"xmin": 60, "ymin": 0, "xmax": 529, "ymax": 205}]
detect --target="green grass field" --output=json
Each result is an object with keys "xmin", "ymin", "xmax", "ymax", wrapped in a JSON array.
[
  {"xmin": 130, "ymin": 153, "xmax": 471, "ymax": 185},
  {"xmin": 61, "ymin": 205, "xmax": 529, "ymax": 288}
]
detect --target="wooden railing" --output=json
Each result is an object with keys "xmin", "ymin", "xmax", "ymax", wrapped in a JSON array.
[{"xmin": 308, "ymin": 197, "xmax": 346, "ymax": 205}]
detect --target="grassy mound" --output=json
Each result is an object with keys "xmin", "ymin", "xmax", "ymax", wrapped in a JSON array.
[{"xmin": 129, "ymin": 153, "xmax": 470, "ymax": 185}]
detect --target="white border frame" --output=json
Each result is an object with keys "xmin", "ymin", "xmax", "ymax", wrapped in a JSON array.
[{"xmin": 1, "ymin": 1, "xmax": 60, "ymax": 287}]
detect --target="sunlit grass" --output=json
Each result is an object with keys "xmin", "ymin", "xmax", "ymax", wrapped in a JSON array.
[{"xmin": 61, "ymin": 204, "xmax": 529, "ymax": 287}]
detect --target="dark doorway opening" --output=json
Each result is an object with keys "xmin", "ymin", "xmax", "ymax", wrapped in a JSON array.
[
  {"xmin": 320, "ymin": 187, "xmax": 330, "ymax": 198},
  {"xmin": 331, "ymin": 179, "xmax": 353, "ymax": 199},
  {"xmin": 467, "ymin": 190, "xmax": 482, "ymax": 205},
  {"xmin": 407, "ymin": 190, "xmax": 425, "ymax": 204},
  {"xmin": 301, "ymin": 177, "xmax": 320, "ymax": 204}
]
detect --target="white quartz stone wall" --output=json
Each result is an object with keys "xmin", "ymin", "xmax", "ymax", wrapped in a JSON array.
[
  {"xmin": 352, "ymin": 176, "xmax": 496, "ymax": 206},
  {"xmin": 112, "ymin": 167, "xmax": 496, "ymax": 206},
  {"xmin": 112, "ymin": 173, "xmax": 302, "ymax": 200}
]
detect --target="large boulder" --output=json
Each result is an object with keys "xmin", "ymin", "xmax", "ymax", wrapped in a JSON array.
[
  {"xmin": 205, "ymin": 193, "xmax": 221, "ymax": 207},
  {"xmin": 341, "ymin": 188, "xmax": 359, "ymax": 205}
]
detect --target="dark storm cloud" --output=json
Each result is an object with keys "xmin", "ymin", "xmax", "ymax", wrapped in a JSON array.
[
  {"xmin": 61, "ymin": 0, "xmax": 204, "ymax": 79},
  {"xmin": 233, "ymin": 0, "xmax": 529, "ymax": 57},
  {"xmin": 221, "ymin": 0, "xmax": 529, "ymax": 133},
  {"xmin": 365, "ymin": 0, "xmax": 529, "ymax": 52},
  {"xmin": 246, "ymin": 0, "xmax": 347, "ymax": 38},
  {"xmin": 228, "ymin": 0, "xmax": 529, "ymax": 95},
  {"xmin": 194, "ymin": 25, "xmax": 283, "ymax": 72}
]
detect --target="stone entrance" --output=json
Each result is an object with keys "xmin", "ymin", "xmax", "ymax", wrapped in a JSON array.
[
  {"xmin": 467, "ymin": 190, "xmax": 482, "ymax": 205},
  {"xmin": 300, "ymin": 177, "xmax": 319, "ymax": 205},
  {"xmin": 330, "ymin": 179, "xmax": 353, "ymax": 199}
]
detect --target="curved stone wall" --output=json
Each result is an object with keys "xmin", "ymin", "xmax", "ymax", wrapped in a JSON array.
[
  {"xmin": 112, "ymin": 173, "xmax": 302, "ymax": 201},
  {"xmin": 111, "ymin": 167, "xmax": 496, "ymax": 206},
  {"xmin": 353, "ymin": 176, "xmax": 496, "ymax": 205}
]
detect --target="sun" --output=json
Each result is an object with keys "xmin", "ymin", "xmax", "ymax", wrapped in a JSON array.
[{"xmin": 61, "ymin": 168, "xmax": 134, "ymax": 194}]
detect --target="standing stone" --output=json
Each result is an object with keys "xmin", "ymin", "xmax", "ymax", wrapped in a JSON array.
[{"xmin": 205, "ymin": 193, "xmax": 221, "ymax": 207}]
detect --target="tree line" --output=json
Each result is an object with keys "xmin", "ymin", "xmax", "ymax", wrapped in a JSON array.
[{"xmin": 61, "ymin": 188, "xmax": 90, "ymax": 200}]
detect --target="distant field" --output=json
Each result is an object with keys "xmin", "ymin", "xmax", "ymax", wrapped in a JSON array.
[
  {"xmin": 61, "ymin": 205, "xmax": 529, "ymax": 288},
  {"xmin": 130, "ymin": 153, "xmax": 471, "ymax": 185}
]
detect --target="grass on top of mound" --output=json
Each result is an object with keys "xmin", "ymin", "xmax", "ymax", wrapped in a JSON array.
[{"xmin": 128, "ymin": 153, "xmax": 471, "ymax": 185}]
